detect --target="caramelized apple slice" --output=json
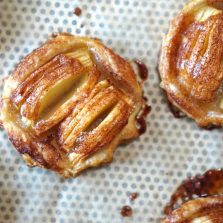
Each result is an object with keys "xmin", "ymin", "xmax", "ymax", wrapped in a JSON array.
[
  {"xmin": 66, "ymin": 48, "xmax": 93, "ymax": 68},
  {"xmin": 68, "ymin": 133, "xmax": 120, "ymax": 173},
  {"xmin": 34, "ymin": 66, "xmax": 100, "ymax": 135},
  {"xmin": 14, "ymin": 47, "xmax": 93, "ymax": 120},
  {"xmin": 12, "ymin": 54, "xmax": 69, "ymax": 108},
  {"xmin": 20, "ymin": 57, "xmax": 84, "ymax": 121},
  {"xmin": 59, "ymin": 80, "xmax": 110, "ymax": 143},
  {"xmin": 74, "ymin": 100, "xmax": 131, "ymax": 156},
  {"xmin": 60, "ymin": 84, "xmax": 121, "ymax": 151}
]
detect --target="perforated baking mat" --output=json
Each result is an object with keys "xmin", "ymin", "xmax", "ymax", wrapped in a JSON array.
[{"xmin": 1, "ymin": 0, "xmax": 222, "ymax": 222}]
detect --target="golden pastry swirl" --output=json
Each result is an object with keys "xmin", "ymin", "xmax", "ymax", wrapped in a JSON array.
[
  {"xmin": 163, "ymin": 196, "xmax": 223, "ymax": 223},
  {"xmin": 159, "ymin": 0, "xmax": 223, "ymax": 127},
  {"xmin": 0, "ymin": 34, "xmax": 146, "ymax": 177}
]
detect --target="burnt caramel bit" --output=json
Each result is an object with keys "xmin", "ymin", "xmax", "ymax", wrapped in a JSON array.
[
  {"xmin": 0, "ymin": 121, "xmax": 3, "ymax": 129},
  {"xmin": 164, "ymin": 169, "xmax": 223, "ymax": 215},
  {"xmin": 167, "ymin": 98, "xmax": 186, "ymax": 119},
  {"xmin": 133, "ymin": 60, "xmax": 150, "ymax": 134},
  {"xmin": 51, "ymin": 32, "xmax": 73, "ymax": 38},
  {"xmin": 120, "ymin": 205, "xmax": 133, "ymax": 217},
  {"xmin": 136, "ymin": 104, "xmax": 151, "ymax": 135},
  {"xmin": 129, "ymin": 192, "xmax": 139, "ymax": 201},
  {"xmin": 201, "ymin": 124, "xmax": 221, "ymax": 130},
  {"xmin": 134, "ymin": 60, "xmax": 149, "ymax": 81},
  {"xmin": 74, "ymin": 7, "xmax": 82, "ymax": 16}
]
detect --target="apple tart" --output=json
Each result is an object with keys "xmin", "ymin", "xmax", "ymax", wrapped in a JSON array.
[
  {"xmin": 163, "ymin": 169, "xmax": 223, "ymax": 222},
  {"xmin": 163, "ymin": 195, "xmax": 223, "ymax": 223},
  {"xmin": 159, "ymin": 0, "xmax": 223, "ymax": 127},
  {"xmin": 0, "ymin": 34, "xmax": 147, "ymax": 177}
]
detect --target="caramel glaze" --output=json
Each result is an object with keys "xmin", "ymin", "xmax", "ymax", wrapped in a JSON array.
[{"xmin": 164, "ymin": 169, "xmax": 223, "ymax": 215}]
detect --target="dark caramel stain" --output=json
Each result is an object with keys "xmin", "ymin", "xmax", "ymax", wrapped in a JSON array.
[
  {"xmin": 164, "ymin": 169, "xmax": 223, "ymax": 215},
  {"xmin": 51, "ymin": 32, "xmax": 73, "ymax": 38},
  {"xmin": 167, "ymin": 99, "xmax": 186, "ymax": 119},
  {"xmin": 74, "ymin": 7, "xmax": 82, "ymax": 16},
  {"xmin": 0, "ymin": 121, "xmax": 3, "ymax": 129},
  {"xmin": 134, "ymin": 60, "xmax": 148, "ymax": 81},
  {"xmin": 136, "ymin": 104, "xmax": 152, "ymax": 135},
  {"xmin": 201, "ymin": 124, "xmax": 221, "ymax": 131},
  {"xmin": 143, "ymin": 96, "xmax": 148, "ymax": 102},
  {"xmin": 120, "ymin": 205, "xmax": 133, "ymax": 217},
  {"xmin": 133, "ymin": 60, "xmax": 150, "ymax": 135}
]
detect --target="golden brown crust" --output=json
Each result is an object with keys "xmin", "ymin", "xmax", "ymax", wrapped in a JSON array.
[
  {"xmin": 163, "ymin": 195, "xmax": 223, "ymax": 223},
  {"xmin": 1, "ymin": 34, "xmax": 146, "ymax": 177},
  {"xmin": 159, "ymin": 0, "xmax": 223, "ymax": 127}
]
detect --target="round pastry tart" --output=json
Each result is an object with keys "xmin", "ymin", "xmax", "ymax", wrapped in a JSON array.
[
  {"xmin": 0, "ymin": 34, "xmax": 147, "ymax": 177},
  {"xmin": 163, "ymin": 169, "xmax": 223, "ymax": 222},
  {"xmin": 159, "ymin": 0, "xmax": 223, "ymax": 127},
  {"xmin": 163, "ymin": 195, "xmax": 223, "ymax": 223}
]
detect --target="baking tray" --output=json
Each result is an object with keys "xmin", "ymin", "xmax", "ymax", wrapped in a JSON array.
[{"xmin": 1, "ymin": 0, "xmax": 222, "ymax": 222}]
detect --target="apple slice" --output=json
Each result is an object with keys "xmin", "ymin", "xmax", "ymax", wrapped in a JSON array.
[
  {"xmin": 59, "ymin": 80, "xmax": 110, "ymax": 144},
  {"xmin": 20, "ymin": 56, "xmax": 84, "ymax": 121},
  {"xmin": 195, "ymin": 5, "xmax": 220, "ymax": 22},
  {"xmin": 66, "ymin": 47, "xmax": 93, "ymax": 68},
  {"xmin": 73, "ymin": 99, "xmax": 131, "ymax": 157},
  {"xmin": 60, "ymin": 85, "xmax": 119, "ymax": 151},
  {"xmin": 34, "ymin": 66, "xmax": 100, "ymax": 135},
  {"xmin": 12, "ymin": 54, "xmax": 68, "ymax": 108},
  {"xmin": 59, "ymin": 81, "xmax": 131, "ymax": 154}
]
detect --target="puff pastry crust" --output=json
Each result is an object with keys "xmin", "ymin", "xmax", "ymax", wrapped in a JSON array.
[
  {"xmin": 0, "ymin": 34, "xmax": 146, "ymax": 177},
  {"xmin": 159, "ymin": 0, "xmax": 223, "ymax": 127},
  {"xmin": 163, "ymin": 195, "xmax": 223, "ymax": 223}
]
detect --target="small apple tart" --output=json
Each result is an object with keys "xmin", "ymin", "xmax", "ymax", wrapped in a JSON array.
[
  {"xmin": 159, "ymin": 0, "xmax": 223, "ymax": 127},
  {"xmin": 163, "ymin": 195, "xmax": 223, "ymax": 223},
  {"xmin": 163, "ymin": 169, "xmax": 223, "ymax": 222},
  {"xmin": 0, "ymin": 34, "xmax": 147, "ymax": 177}
]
